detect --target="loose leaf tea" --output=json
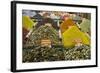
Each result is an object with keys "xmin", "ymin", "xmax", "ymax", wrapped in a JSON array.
[
  {"xmin": 22, "ymin": 10, "xmax": 91, "ymax": 63},
  {"xmin": 64, "ymin": 45, "xmax": 91, "ymax": 60},
  {"xmin": 24, "ymin": 25, "xmax": 60, "ymax": 47},
  {"xmin": 23, "ymin": 45, "xmax": 90, "ymax": 62},
  {"xmin": 23, "ymin": 46, "xmax": 65, "ymax": 62}
]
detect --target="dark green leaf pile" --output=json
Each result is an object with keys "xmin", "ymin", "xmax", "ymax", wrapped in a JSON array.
[
  {"xmin": 23, "ymin": 45, "xmax": 90, "ymax": 62},
  {"xmin": 64, "ymin": 45, "xmax": 91, "ymax": 60}
]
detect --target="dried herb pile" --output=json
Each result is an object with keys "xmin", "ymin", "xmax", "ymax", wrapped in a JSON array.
[
  {"xmin": 64, "ymin": 45, "xmax": 91, "ymax": 60},
  {"xmin": 23, "ymin": 25, "xmax": 91, "ymax": 62},
  {"xmin": 23, "ymin": 45, "xmax": 90, "ymax": 62},
  {"xmin": 24, "ymin": 25, "xmax": 60, "ymax": 47},
  {"xmin": 23, "ymin": 46, "xmax": 65, "ymax": 62}
]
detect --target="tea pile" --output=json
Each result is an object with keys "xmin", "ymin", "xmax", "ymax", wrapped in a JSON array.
[
  {"xmin": 23, "ymin": 21, "xmax": 91, "ymax": 62},
  {"xmin": 23, "ymin": 25, "xmax": 65, "ymax": 62},
  {"xmin": 24, "ymin": 25, "xmax": 61, "ymax": 48},
  {"xmin": 23, "ymin": 46, "xmax": 65, "ymax": 62},
  {"xmin": 64, "ymin": 45, "xmax": 91, "ymax": 60},
  {"xmin": 23, "ymin": 45, "xmax": 90, "ymax": 62}
]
